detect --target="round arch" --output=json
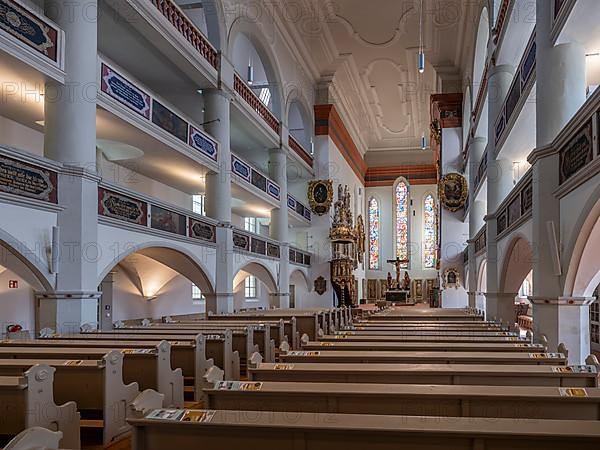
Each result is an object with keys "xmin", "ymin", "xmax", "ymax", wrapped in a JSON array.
[
  {"xmin": 286, "ymin": 95, "xmax": 313, "ymax": 151},
  {"xmin": 233, "ymin": 261, "xmax": 278, "ymax": 293},
  {"xmin": 499, "ymin": 235, "xmax": 534, "ymax": 294},
  {"xmin": 0, "ymin": 228, "xmax": 53, "ymax": 292},
  {"xmin": 228, "ymin": 20, "xmax": 284, "ymax": 120},
  {"xmin": 290, "ymin": 268, "xmax": 311, "ymax": 291},
  {"xmin": 564, "ymin": 189, "xmax": 600, "ymax": 297},
  {"xmin": 98, "ymin": 242, "xmax": 215, "ymax": 295},
  {"xmin": 472, "ymin": 7, "xmax": 489, "ymax": 100}
]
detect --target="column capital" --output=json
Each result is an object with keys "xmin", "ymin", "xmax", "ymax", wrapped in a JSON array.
[{"xmin": 529, "ymin": 296, "xmax": 596, "ymax": 306}]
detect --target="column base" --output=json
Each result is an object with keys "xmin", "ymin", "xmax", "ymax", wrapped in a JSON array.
[
  {"xmin": 204, "ymin": 293, "xmax": 234, "ymax": 314},
  {"xmin": 36, "ymin": 291, "xmax": 102, "ymax": 336},
  {"xmin": 485, "ymin": 292, "xmax": 517, "ymax": 326},
  {"xmin": 529, "ymin": 296, "xmax": 595, "ymax": 365}
]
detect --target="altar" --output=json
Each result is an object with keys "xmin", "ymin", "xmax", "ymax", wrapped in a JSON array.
[{"xmin": 385, "ymin": 289, "xmax": 412, "ymax": 305}]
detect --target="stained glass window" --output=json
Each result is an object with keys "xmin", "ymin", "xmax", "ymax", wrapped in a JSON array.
[
  {"xmin": 368, "ymin": 198, "xmax": 380, "ymax": 270},
  {"xmin": 395, "ymin": 181, "xmax": 409, "ymax": 268},
  {"xmin": 423, "ymin": 194, "xmax": 437, "ymax": 269}
]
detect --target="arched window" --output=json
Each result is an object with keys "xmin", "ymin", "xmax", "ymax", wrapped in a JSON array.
[
  {"xmin": 423, "ymin": 194, "xmax": 437, "ymax": 269},
  {"xmin": 395, "ymin": 180, "xmax": 409, "ymax": 267},
  {"xmin": 368, "ymin": 197, "xmax": 380, "ymax": 270}
]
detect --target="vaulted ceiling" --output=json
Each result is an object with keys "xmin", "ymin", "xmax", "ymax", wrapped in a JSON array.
[{"xmin": 289, "ymin": 0, "xmax": 477, "ymax": 164}]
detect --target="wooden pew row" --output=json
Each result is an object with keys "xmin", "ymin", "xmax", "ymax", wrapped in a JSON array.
[
  {"xmin": 159, "ymin": 319, "xmax": 293, "ymax": 350},
  {"xmin": 0, "ymin": 343, "xmax": 183, "ymax": 408},
  {"xmin": 2, "ymin": 427, "xmax": 65, "ymax": 450},
  {"xmin": 208, "ymin": 312, "xmax": 323, "ymax": 342},
  {"xmin": 353, "ymin": 319, "xmax": 502, "ymax": 327},
  {"xmin": 345, "ymin": 323, "xmax": 507, "ymax": 332},
  {"xmin": 128, "ymin": 409, "xmax": 600, "ymax": 450},
  {"xmin": 204, "ymin": 380, "xmax": 600, "ymax": 420},
  {"xmin": 84, "ymin": 327, "xmax": 256, "ymax": 374},
  {"xmin": 115, "ymin": 324, "xmax": 272, "ymax": 364},
  {"xmin": 368, "ymin": 312, "xmax": 483, "ymax": 322},
  {"xmin": 0, "ymin": 366, "xmax": 80, "ymax": 449},
  {"xmin": 249, "ymin": 362, "xmax": 599, "ymax": 387},
  {"xmin": 302, "ymin": 340, "xmax": 546, "ymax": 353},
  {"xmin": 0, "ymin": 352, "xmax": 139, "ymax": 446},
  {"xmin": 279, "ymin": 350, "xmax": 568, "ymax": 366},
  {"xmin": 334, "ymin": 329, "xmax": 518, "ymax": 337},
  {"xmin": 320, "ymin": 334, "xmax": 527, "ymax": 343},
  {"xmin": 38, "ymin": 332, "xmax": 237, "ymax": 384},
  {"xmin": 4, "ymin": 335, "xmax": 224, "ymax": 401}
]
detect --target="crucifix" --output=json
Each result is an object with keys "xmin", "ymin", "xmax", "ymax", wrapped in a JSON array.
[{"xmin": 387, "ymin": 257, "xmax": 409, "ymax": 289}]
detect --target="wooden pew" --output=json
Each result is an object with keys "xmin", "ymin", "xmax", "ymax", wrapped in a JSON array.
[
  {"xmin": 0, "ymin": 352, "xmax": 139, "ymax": 446},
  {"xmin": 278, "ymin": 350, "xmax": 567, "ymax": 366},
  {"xmin": 128, "ymin": 409, "xmax": 600, "ymax": 450},
  {"xmin": 115, "ymin": 324, "xmax": 271, "ymax": 365},
  {"xmin": 38, "ymin": 331, "xmax": 237, "ymax": 383},
  {"xmin": 334, "ymin": 329, "xmax": 519, "ymax": 337},
  {"xmin": 320, "ymin": 333, "xmax": 528, "ymax": 343},
  {"xmin": 353, "ymin": 320, "xmax": 502, "ymax": 328},
  {"xmin": 368, "ymin": 310, "xmax": 483, "ymax": 322},
  {"xmin": 345, "ymin": 323, "xmax": 507, "ymax": 331},
  {"xmin": 0, "ymin": 365, "xmax": 80, "ymax": 449},
  {"xmin": 302, "ymin": 340, "xmax": 546, "ymax": 353},
  {"xmin": 249, "ymin": 362, "xmax": 599, "ymax": 387},
  {"xmin": 0, "ymin": 342, "xmax": 183, "ymax": 408},
  {"xmin": 160, "ymin": 319, "xmax": 291, "ymax": 350},
  {"xmin": 204, "ymin": 380, "xmax": 600, "ymax": 420},
  {"xmin": 209, "ymin": 311, "xmax": 321, "ymax": 342}
]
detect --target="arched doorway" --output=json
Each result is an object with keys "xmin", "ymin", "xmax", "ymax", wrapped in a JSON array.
[
  {"xmin": 98, "ymin": 246, "xmax": 214, "ymax": 329},
  {"xmin": 290, "ymin": 269, "xmax": 311, "ymax": 309},
  {"xmin": 0, "ymin": 233, "xmax": 53, "ymax": 338},
  {"xmin": 233, "ymin": 261, "xmax": 278, "ymax": 311}
]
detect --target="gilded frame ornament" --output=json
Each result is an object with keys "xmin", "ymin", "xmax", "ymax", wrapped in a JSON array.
[
  {"xmin": 308, "ymin": 180, "xmax": 334, "ymax": 216},
  {"xmin": 442, "ymin": 268, "xmax": 460, "ymax": 289},
  {"xmin": 439, "ymin": 173, "xmax": 468, "ymax": 212}
]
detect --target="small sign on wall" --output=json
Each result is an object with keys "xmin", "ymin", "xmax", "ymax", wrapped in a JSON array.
[{"xmin": 8, "ymin": 280, "xmax": 18, "ymax": 289}]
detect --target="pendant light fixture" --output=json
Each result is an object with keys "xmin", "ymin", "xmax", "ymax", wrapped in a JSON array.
[
  {"xmin": 247, "ymin": 57, "xmax": 254, "ymax": 85},
  {"xmin": 418, "ymin": 0, "xmax": 425, "ymax": 74}
]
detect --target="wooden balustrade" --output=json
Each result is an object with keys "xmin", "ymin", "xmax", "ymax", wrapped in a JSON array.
[
  {"xmin": 234, "ymin": 73, "xmax": 281, "ymax": 134},
  {"xmin": 493, "ymin": 0, "xmax": 511, "ymax": 43},
  {"xmin": 472, "ymin": 64, "xmax": 488, "ymax": 124},
  {"xmin": 150, "ymin": 0, "xmax": 218, "ymax": 69}
]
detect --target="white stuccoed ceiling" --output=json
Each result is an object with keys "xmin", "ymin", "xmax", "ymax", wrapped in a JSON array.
[{"xmin": 286, "ymin": 0, "xmax": 478, "ymax": 162}]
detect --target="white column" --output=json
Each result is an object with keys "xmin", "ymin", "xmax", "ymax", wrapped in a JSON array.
[
  {"xmin": 485, "ymin": 64, "xmax": 515, "ymax": 324},
  {"xmin": 39, "ymin": 0, "xmax": 100, "ymax": 333},
  {"xmin": 269, "ymin": 147, "xmax": 290, "ymax": 308},
  {"xmin": 204, "ymin": 89, "xmax": 234, "ymax": 313},
  {"xmin": 204, "ymin": 90, "xmax": 232, "ymax": 223},
  {"xmin": 530, "ymin": 0, "xmax": 588, "ymax": 362},
  {"xmin": 467, "ymin": 200, "xmax": 485, "ymax": 308}
]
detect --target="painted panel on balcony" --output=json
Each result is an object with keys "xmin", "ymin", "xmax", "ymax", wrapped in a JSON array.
[
  {"xmin": 189, "ymin": 125, "xmax": 218, "ymax": 161},
  {"xmin": 521, "ymin": 41, "xmax": 536, "ymax": 86},
  {"xmin": 101, "ymin": 64, "xmax": 151, "ymax": 119},
  {"xmin": 507, "ymin": 196, "xmax": 521, "ymax": 228},
  {"xmin": 98, "ymin": 187, "xmax": 147, "ymax": 226},
  {"xmin": 251, "ymin": 238, "xmax": 266, "ymax": 255},
  {"xmin": 232, "ymin": 156, "xmax": 251, "ymax": 181},
  {"xmin": 559, "ymin": 121, "xmax": 593, "ymax": 184},
  {"xmin": 267, "ymin": 181, "xmax": 280, "ymax": 200},
  {"xmin": 251, "ymin": 169, "xmax": 267, "ymax": 192},
  {"xmin": 151, "ymin": 205, "xmax": 186, "ymax": 235},
  {"xmin": 521, "ymin": 181, "xmax": 533, "ymax": 213},
  {"xmin": 0, "ymin": 154, "xmax": 58, "ymax": 203},
  {"xmin": 267, "ymin": 243, "xmax": 280, "ymax": 258},
  {"xmin": 287, "ymin": 195, "xmax": 296, "ymax": 210},
  {"xmin": 152, "ymin": 100, "xmax": 188, "ymax": 142},
  {"xmin": 189, "ymin": 218, "xmax": 215, "ymax": 242},
  {"xmin": 0, "ymin": 0, "xmax": 58, "ymax": 61},
  {"xmin": 233, "ymin": 232, "xmax": 250, "ymax": 251}
]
